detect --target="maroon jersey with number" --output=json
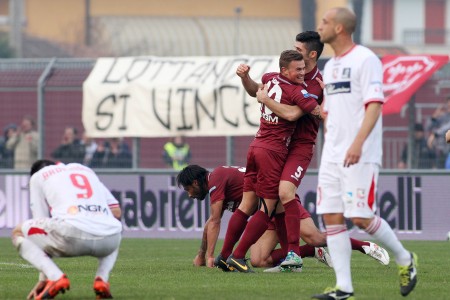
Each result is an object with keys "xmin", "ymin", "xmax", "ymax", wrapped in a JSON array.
[
  {"xmin": 250, "ymin": 72, "xmax": 318, "ymax": 154},
  {"xmin": 291, "ymin": 66, "xmax": 324, "ymax": 144},
  {"xmin": 207, "ymin": 166, "xmax": 245, "ymax": 213}
]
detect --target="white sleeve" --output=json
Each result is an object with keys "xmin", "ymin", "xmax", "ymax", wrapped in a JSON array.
[
  {"xmin": 29, "ymin": 176, "xmax": 50, "ymax": 218},
  {"xmin": 360, "ymin": 55, "xmax": 385, "ymax": 104},
  {"xmin": 101, "ymin": 183, "xmax": 119, "ymax": 208}
]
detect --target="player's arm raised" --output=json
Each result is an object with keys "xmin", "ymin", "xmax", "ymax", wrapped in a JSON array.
[
  {"xmin": 236, "ymin": 64, "xmax": 262, "ymax": 97},
  {"xmin": 256, "ymin": 85, "xmax": 305, "ymax": 121}
]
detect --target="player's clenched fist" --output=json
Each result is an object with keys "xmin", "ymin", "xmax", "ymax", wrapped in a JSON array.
[{"xmin": 236, "ymin": 64, "xmax": 251, "ymax": 78}]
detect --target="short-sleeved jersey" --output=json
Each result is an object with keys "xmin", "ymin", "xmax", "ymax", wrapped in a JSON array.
[
  {"xmin": 291, "ymin": 66, "xmax": 323, "ymax": 144},
  {"xmin": 322, "ymin": 45, "xmax": 385, "ymax": 164},
  {"xmin": 207, "ymin": 166, "xmax": 245, "ymax": 213},
  {"xmin": 250, "ymin": 72, "xmax": 318, "ymax": 154},
  {"xmin": 29, "ymin": 163, "xmax": 122, "ymax": 236}
]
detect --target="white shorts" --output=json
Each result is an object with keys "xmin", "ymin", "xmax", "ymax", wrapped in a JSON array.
[
  {"xmin": 21, "ymin": 218, "xmax": 121, "ymax": 258},
  {"xmin": 316, "ymin": 162, "xmax": 379, "ymax": 218}
]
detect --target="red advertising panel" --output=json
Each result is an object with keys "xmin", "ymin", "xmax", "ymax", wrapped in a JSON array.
[{"xmin": 382, "ymin": 55, "xmax": 449, "ymax": 115}]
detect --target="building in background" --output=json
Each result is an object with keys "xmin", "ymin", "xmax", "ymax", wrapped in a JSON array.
[{"xmin": 0, "ymin": 0, "xmax": 449, "ymax": 58}]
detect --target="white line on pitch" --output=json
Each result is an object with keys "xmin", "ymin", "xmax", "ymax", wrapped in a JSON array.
[{"xmin": 0, "ymin": 262, "xmax": 33, "ymax": 268}]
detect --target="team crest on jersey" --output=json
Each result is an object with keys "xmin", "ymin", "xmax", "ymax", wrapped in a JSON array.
[{"xmin": 332, "ymin": 68, "xmax": 339, "ymax": 79}]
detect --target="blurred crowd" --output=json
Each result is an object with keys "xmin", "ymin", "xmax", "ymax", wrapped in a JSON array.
[
  {"xmin": 3, "ymin": 102, "xmax": 450, "ymax": 171},
  {"xmin": 0, "ymin": 116, "xmax": 133, "ymax": 170},
  {"xmin": 397, "ymin": 96, "xmax": 450, "ymax": 169}
]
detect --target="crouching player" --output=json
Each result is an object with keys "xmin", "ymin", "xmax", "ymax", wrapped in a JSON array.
[
  {"xmin": 11, "ymin": 160, "xmax": 122, "ymax": 299},
  {"xmin": 177, "ymin": 164, "xmax": 389, "ymax": 271}
]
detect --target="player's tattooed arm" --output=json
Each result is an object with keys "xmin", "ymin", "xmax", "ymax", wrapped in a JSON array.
[{"xmin": 310, "ymin": 105, "xmax": 323, "ymax": 120}]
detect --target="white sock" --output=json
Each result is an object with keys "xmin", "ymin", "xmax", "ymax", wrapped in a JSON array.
[
  {"xmin": 365, "ymin": 216, "xmax": 411, "ymax": 265},
  {"xmin": 326, "ymin": 224, "xmax": 353, "ymax": 293},
  {"xmin": 96, "ymin": 248, "xmax": 119, "ymax": 282},
  {"xmin": 19, "ymin": 239, "xmax": 63, "ymax": 281}
]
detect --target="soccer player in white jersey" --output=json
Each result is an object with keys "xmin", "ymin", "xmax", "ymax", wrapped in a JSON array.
[
  {"xmin": 11, "ymin": 159, "xmax": 122, "ymax": 300},
  {"xmin": 312, "ymin": 7, "xmax": 418, "ymax": 300}
]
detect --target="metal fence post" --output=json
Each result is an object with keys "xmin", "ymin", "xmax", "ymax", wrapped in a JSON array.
[{"xmin": 37, "ymin": 58, "xmax": 56, "ymax": 160}]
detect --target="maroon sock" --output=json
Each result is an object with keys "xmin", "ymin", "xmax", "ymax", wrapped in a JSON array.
[
  {"xmin": 274, "ymin": 212, "xmax": 288, "ymax": 251},
  {"xmin": 233, "ymin": 211, "xmax": 270, "ymax": 259},
  {"xmin": 270, "ymin": 248, "xmax": 287, "ymax": 266},
  {"xmin": 350, "ymin": 238, "xmax": 370, "ymax": 254},
  {"xmin": 283, "ymin": 200, "xmax": 301, "ymax": 255},
  {"xmin": 220, "ymin": 209, "xmax": 249, "ymax": 259},
  {"xmin": 299, "ymin": 244, "xmax": 316, "ymax": 258}
]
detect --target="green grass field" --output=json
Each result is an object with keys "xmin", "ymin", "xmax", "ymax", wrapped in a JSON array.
[{"xmin": 0, "ymin": 238, "xmax": 448, "ymax": 299}]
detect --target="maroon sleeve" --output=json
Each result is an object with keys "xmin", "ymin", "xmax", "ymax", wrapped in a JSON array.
[
  {"xmin": 208, "ymin": 168, "xmax": 227, "ymax": 204},
  {"xmin": 262, "ymin": 72, "xmax": 277, "ymax": 85},
  {"xmin": 292, "ymin": 86, "xmax": 318, "ymax": 114}
]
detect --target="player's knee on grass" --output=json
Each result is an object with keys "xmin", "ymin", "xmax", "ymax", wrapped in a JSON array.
[
  {"xmin": 250, "ymin": 255, "xmax": 270, "ymax": 268},
  {"xmin": 11, "ymin": 223, "xmax": 24, "ymax": 249}
]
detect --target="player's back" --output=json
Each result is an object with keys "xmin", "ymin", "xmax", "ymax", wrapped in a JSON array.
[
  {"xmin": 208, "ymin": 166, "xmax": 245, "ymax": 213},
  {"xmin": 30, "ymin": 163, "xmax": 122, "ymax": 236}
]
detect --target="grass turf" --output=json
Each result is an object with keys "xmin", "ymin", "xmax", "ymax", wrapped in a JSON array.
[{"xmin": 0, "ymin": 238, "xmax": 448, "ymax": 299}]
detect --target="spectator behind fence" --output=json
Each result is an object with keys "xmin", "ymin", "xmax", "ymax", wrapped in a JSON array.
[
  {"xmin": 6, "ymin": 116, "xmax": 39, "ymax": 169},
  {"xmin": 81, "ymin": 131, "xmax": 98, "ymax": 166},
  {"xmin": 51, "ymin": 127, "xmax": 85, "ymax": 164},
  {"xmin": 0, "ymin": 123, "xmax": 17, "ymax": 168},
  {"xmin": 163, "ymin": 135, "xmax": 191, "ymax": 170},
  {"xmin": 91, "ymin": 138, "xmax": 132, "ymax": 168},
  {"xmin": 426, "ymin": 96, "xmax": 450, "ymax": 167},
  {"xmin": 398, "ymin": 123, "xmax": 436, "ymax": 169}
]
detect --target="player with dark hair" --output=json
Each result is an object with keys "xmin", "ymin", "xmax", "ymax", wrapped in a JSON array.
[
  {"xmin": 177, "ymin": 164, "xmax": 390, "ymax": 271},
  {"xmin": 216, "ymin": 31, "xmax": 328, "ymax": 273},
  {"xmin": 12, "ymin": 159, "xmax": 122, "ymax": 299},
  {"xmin": 313, "ymin": 7, "xmax": 417, "ymax": 299},
  {"xmin": 217, "ymin": 49, "xmax": 325, "ymax": 273}
]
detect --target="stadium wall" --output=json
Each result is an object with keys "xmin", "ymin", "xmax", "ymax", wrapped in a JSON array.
[{"xmin": 0, "ymin": 171, "xmax": 448, "ymax": 241}]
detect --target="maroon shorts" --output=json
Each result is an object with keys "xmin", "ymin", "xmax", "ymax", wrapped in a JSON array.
[
  {"xmin": 280, "ymin": 142, "xmax": 314, "ymax": 188},
  {"xmin": 267, "ymin": 197, "xmax": 311, "ymax": 230},
  {"xmin": 243, "ymin": 146, "xmax": 287, "ymax": 200}
]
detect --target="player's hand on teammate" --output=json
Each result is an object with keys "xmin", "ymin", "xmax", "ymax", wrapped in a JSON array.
[
  {"xmin": 344, "ymin": 141, "xmax": 363, "ymax": 167},
  {"xmin": 316, "ymin": 77, "xmax": 325, "ymax": 90},
  {"xmin": 256, "ymin": 84, "xmax": 270, "ymax": 104},
  {"xmin": 27, "ymin": 280, "xmax": 47, "ymax": 300},
  {"xmin": 193, "ymin": 254, "xmax": 206, "ymax": 267},
  {"xmin": 236, "ymin": 64, "xmax": 250, "ymax": 78}
]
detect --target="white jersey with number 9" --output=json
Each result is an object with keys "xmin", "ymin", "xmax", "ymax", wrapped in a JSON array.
[{"xmin": 29, "ymin": 163, "xmax": 122, "ymax": 236}]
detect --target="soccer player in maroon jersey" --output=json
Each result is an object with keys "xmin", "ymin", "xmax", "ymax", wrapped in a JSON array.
[
  {"xmin": 215, "ymin": 34, "xmax": 324, "ymax": 273},
  {"xmin": 218, "ymin": 50, "xmax": 323, "ymax": 273},
  {"xmin": 177, "ymin": 165, "xmax": 247, "ymax": 268},
  {"xmin": 176, "ymin": 164, "xmax": 390, "ymax": 271}
]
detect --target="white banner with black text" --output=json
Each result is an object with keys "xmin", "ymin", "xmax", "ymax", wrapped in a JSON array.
[{"xmin": 83, "ymin": 56, "xmax": 280, "ymax": 138}]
